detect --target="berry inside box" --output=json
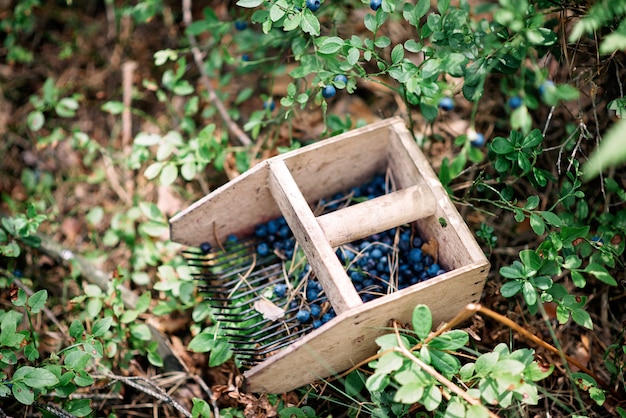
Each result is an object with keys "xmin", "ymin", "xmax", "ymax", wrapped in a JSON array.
[{"xmin": 189, "ymin": 171, "xmax": 447, "ymax": 367}]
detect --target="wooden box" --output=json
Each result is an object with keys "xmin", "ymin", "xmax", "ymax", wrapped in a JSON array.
[{"xmin": 170, "ymin": 117, "xmax": 489, "ymax": 393}]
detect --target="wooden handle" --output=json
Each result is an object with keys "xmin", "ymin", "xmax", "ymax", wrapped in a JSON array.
[
  {"xmin": 316, "ymin": 184, "xmax": 436, "ymax": 247},
  {"xmin": 268, "ymin": 160, "xmax": 363, "ymax": 314}
]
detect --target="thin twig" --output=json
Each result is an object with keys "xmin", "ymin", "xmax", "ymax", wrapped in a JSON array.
[
  {"xmin": 391, "ymin": 322, "xmax": 501, "ymax": 418},
  {"xmin": 34, "ymin": 403, "xmax": 76, "ymax": 418},
  {"xmin": 105, "ymin": 373, "xmax": 192, "ymax": 418},
  {"xmin": 193, "ymin": 374, "xmax": 221, "ymax": 418},
  {"xmin": 435, "ymin": 303, "xmax": 611, "ymax": 392},
  {"xmin": 181, "ymin": 0, "xmax": 252, "ymax": 147}
]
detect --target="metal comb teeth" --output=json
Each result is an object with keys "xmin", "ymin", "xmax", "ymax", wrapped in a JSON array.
[{"xmin": 184, "ymin": 238, "xmax": 316, "ymax": 367}]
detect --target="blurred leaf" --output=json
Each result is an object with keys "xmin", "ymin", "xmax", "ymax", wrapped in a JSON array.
[{"xmin": 582, "ymin": 119, "xmax": 626, "ymax": 181}]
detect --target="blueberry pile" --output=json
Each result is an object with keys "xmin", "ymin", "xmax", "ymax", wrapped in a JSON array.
[{"xmin": 201, "ymin": 173, "xmax": 447, "ymax": 333}]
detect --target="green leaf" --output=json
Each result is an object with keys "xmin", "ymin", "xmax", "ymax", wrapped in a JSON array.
[
  {"xmin": 375, "ymin": 351, "xmax": 405, "ymax": 374},
  {"xmin": 148, "ymin": 350, "xmax": 164, "ymax": 367},
  {"xmin": 65, "ymin": 399, "xmax": 92, "ymax": 417},
  {"xmin": 12, "ymin": 381, "xmax": 34, "ymax": 405},
  {"xmin": 430, "ymin": 351, "xmax": 460, "ymax": 376},
  {"xmin": 394, "ymin": 382, "xmax": 424, "ymax": 404},
  {"xmin": 91, "ymin": 317, "xmax": 113, "ymax": 338},
  {"xmin": 236, "ymin": 0, "xmax": 264, "ymax": 8},
  {"xmin": 391, "ymin": 44, "xmax": 404, "ymax": 64},
  {"xmin": 188, "ymin": 332, "xmax": 215, "ymax": 353},
  {"xmin": 500, "ymin": 265, "xmax": 523, "ymax": 279},
  {"xmin": 519, "ymin": 250, "xmax": 543, "ymax": 272},
  {"xmin": 69, "ymin": 320, "xmax": 85, "ymax": 340},
  {"xmin": 529, "ymin": 213, "xmax": 545, "ymax": 235},
  {"xmin": 130, "ymin": 323, "xmax": 152, "ymax": 341},
  {"xmin": 571, "ymin": 309, "xmax": 593, "ymax": 329},
  {"xmin": 524, "ymin": 196, "xmax": 540, "ymax": 210},
  {"xmin": 428, "ymin": 330, "xmax": 468, "ymax": 351},
  {"xmin": 15, "ymin": 366, "xmax": 59, "ymax": 388},
  {"xmin": 27, "ymin": 110, "xmax": 45, "ymax": 131},
  {"xmin": 412, "ymin": 304, "xmax": 432, "ymax": 340},
  {"xmin": 269, "ymin": 0, "xmax": 287, "ymax": 21},
  {"xmin": 490, "ymin": 136, "xmax": 514, "ymax": 154},
  {"xmin": 421, "ymin": 384, "xmax": 442, "ymax": 411},
  {"xmin": 74, "ymin": 370, "xmax": 95, "ymax": 387},
  {"xmin": 584, "ymin": 263, "xmax": 617, "ymax": 286},
  {"xmin": 582, "ymin": 119, "xmax": 626, "ymax": 181},
  {"xmin": 144, "ymin": 162, "xmax": 164, "ymax": 180},
  {"xmin": 65, "ymin": 350, "xmax": 92, "ymax": 371},
  {"xmin": 571, "ymin": 270, "xmax": 586, "ymax": 287},
  {"xmin": 301, "ymin": 9, "xmax": 320, "ymax": 36},
  {"xmin": 317, "ymin": 36, "xmax": 344, "ymax": 54},
  {"xmin": 541, "ymin": 211, "xmax": 562, "ymax": 227},
  {"xmin": 474, "ymin": 351, "xmax": 498, "ymax": 376},
  {"xmin": 344, "ymin": 371, "xmax": 365, "ymax": 397},
  {"xmin": 139, "ymin": 220, "xmax": 168, "ymax": 237},
  {"xmin": 209, "ymin": 338, "xmax": 233, "ymax": 367},
  {"xmin": 27, "ymin": 289, "xmax": 47, "ymax": 313},
  {"xmin": 522, "ymin": 281, "xmax": 537, "ymax": 306},
  {"xmin": 365, "ymin": 372, "xmax": 390, "ymax": 392},
  {"xmin": 159, "ymin": 163, "xmax": 178, "ymax": 185},
  {"xmin": 101, "ymin": 100, "xmax": 125, "ymax": 115},
  {"xmin": 500, "ymin": 280, "xmax": 522, "ymax": 297}
]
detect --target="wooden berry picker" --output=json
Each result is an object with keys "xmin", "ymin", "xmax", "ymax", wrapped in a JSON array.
[{"xmin": 169, "ymin": 117, "xmax": 490, "ymax": 394}]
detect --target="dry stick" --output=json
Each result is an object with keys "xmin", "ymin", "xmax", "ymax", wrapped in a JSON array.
[
  {"xmin": 433, "ymin": 303, "xmax": 609, "ymax": 391},
  {"xmin": 121, "ymin": 60, "xmax": 137, "ymax": 199},
  {"xmin": 181, "ymin": 0, "xmax": 252, "ymax": 147},
  {"xmin": 105, "ymin": 374, "xmax": 192, "ymax": 418},
  {"xmin": 193, "ymin": 375, "xmax": 222, "ymax": 418},
  {"xmin": 391, "ymin": 322, "xmax": 501, "ymax": 418}
]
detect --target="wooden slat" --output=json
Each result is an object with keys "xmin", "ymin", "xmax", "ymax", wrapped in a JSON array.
[
  {"xmin": 389, "ymin": 124, "xmax": 488, "ymax": 269},
  {"xmin": 267, "ymin": 160, "xmax": 363, "ymax": 315},
  {"xmin": 169, "ymin": 162, "xmax": 278, "ymax": 247},
  {"xmin": 244, "ymin": 261, "xmax": 489, "ymax": 393},
  {"xmin": 317, "ymin": 184, "xmax": 436, "ymax": 247}
]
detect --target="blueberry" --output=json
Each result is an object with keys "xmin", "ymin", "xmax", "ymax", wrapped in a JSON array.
[
  {"xmin": 312, "ymin": 319, "xmax": 323, "ymax": 329},
  {"xmin": 470, "ymin": 132, "xmax": 485, "ymax": 147},
  {"xmin": 274, "ymin": 283, "xmax": 287, "ymax": 297},
  {"xmin": 296, "ymin": 309, "xmax": 311, "ymax": 323},
  {"xmin": 12, "ymin": 269, "xmax": 23, "ymax": 278},
  {"xmin": 370, "ymin": 248, "xmax": 383, "ymax": 259},
  {"xmin": 305, "ymin": 0, "xmax": 321, "ymax": 11},
  {"xmin": 423, "ymin": 255, "xmax": 434, "ymax": 266},
  {"xmin": 199, "ymin": 242, "xmax": 212, "ymax": 254},
  {"xmin": 310, "ymin": 304, "xmax": 322, "ymax": 318},
  {"xmin": 427, "ymin": 263, "xmax": 441, "ymax": 276},
  {"xmin": 322, "ymin": 312, "xmax": 334, "ymax": 323},
  {"xmin": 267, "ymin": 219, "xmax": 280, "ymax": 234},
  {"xmin": 322, "ymin": 85, "xmax": 336, "ymax": 98},
  {"xmin": 234, "ymin": 20, "xmax": 247, "ymax": 31},
  {"xmin": 539, "ymin": 80, "xmax": 555, "ymax": 95},
  {"xmin": 409, "ymin": 248, "xmax": 423, "ymax": 263},
  {"xmin": 334, "ymin": 74, "xmax": 348, "ymax": 86},
  {"xmin": 264, "ymin": 99, "xmax": 276, "ymax": 111},
  {"xmin": 439, "ymin": 97, "xmax": 454, "ymax": 111},
  {"xmin": 591, "ymin": 236, "xmax": 604, "ymax": 245},
  {"xmin": 370, "ymin": 0, "xmax": 382, "ymax": 11},
  {"xmin": 508, "ymin": 96, "xmax": 522, "ymax": 109},
  {"xmin": 255, "ymin": 224, "xmax": 268, "ymax": 237},
  {"xmin": 242, "ymin": 54, "xmax": 250, "ymax": 61},
  {"xmin": 412, "ymin": 237, "xmax": 423, "ymax": 248},
  {"xmin": 350, "ymin": 271, "xmax": 364, "ymax": 283},
  {"xmin": 257, "ymin": 242, "xmax": 271, "ymax": 257},
  {"xmin": 306, "ymin": 288, "xmax": 319, "ymax": 301}
]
